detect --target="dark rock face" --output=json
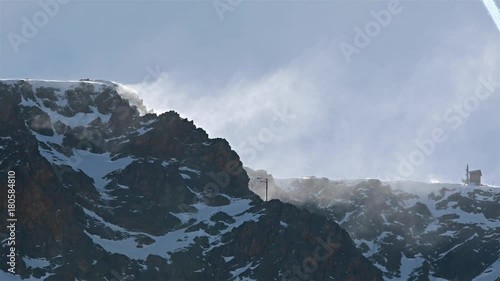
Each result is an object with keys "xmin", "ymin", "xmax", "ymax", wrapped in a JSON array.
[
  {"xmin": 245, "ymin": 169, "xmax": 500, "ymax": 281},
  {"xmin": 0, "ymin": 80, "xmax": 382, "ymax": 281}
]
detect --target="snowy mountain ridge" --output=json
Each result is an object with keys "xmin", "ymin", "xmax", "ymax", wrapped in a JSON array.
[
  {"xmin": 247, "ymin": 168, "xmax": 500, "ymax": 281},
  {"xmin": 0, "ymin": 79, "xmax": 149, "ymax": 115}
]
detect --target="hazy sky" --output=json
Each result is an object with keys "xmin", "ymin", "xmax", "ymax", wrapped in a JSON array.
[{"xmin": 1, "ymin": 0, "xmax": 499, "ymax": 184}]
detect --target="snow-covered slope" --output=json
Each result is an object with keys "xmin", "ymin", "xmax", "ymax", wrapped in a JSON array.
[{"xmin": 246, "ymin": 168, "xmax": 500, "ymax": 281}]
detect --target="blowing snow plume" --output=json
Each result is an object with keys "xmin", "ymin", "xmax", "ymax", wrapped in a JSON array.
[{"xmin": 126, "ymin": 30, "xmax": 499, "ymax": 185}]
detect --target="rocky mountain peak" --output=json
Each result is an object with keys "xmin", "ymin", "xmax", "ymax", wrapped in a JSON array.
[{"xmin": 0, "ymin": 79, "xmax": 382, "ymax": 281}]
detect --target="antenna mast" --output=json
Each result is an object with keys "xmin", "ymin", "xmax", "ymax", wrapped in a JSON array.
[{"xmin": 466, "ymin": 164, "xmax": 469, "ymax": 185}]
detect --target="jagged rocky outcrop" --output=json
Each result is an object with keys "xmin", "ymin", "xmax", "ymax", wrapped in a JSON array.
[
  {"xmin": 0, "ymin": 80, "xmax": 382, "ymax": 281},
  {"xmin": 245, "ymin": 168, "xmax": 500, "ymax": 281}
]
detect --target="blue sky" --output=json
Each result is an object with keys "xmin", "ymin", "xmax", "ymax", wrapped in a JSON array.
[{"xmin": 1, "ymin": 0, "xmax": 499, "ymax": 184}]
